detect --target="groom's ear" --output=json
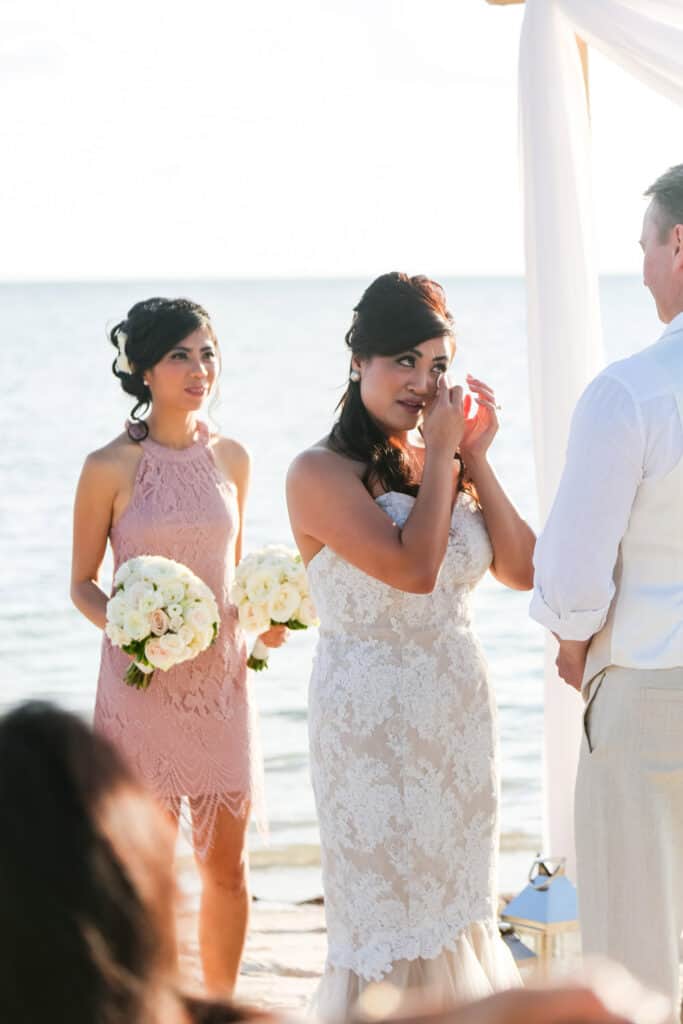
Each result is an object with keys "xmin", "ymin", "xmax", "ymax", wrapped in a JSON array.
[{"xmin": 673, "ymin": 224, "xmax": 683, "ymax": 270}]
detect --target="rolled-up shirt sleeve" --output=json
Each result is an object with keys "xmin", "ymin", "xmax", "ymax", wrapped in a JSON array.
[{"xmin": 530, "ymin": 373, "xmax": 645, "ymax": 640}]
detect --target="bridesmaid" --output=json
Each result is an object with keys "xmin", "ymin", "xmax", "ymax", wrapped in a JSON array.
[{"xmin": 71, "ymin": 297, "xmax": 285, "ymax": 995}]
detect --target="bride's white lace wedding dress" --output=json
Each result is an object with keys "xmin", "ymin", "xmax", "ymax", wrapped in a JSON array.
[{"xmin": 306, "ymin": 489, "xmax": 519, "ymax": 1017}]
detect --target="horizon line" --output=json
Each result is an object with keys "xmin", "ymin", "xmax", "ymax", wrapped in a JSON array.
[{"xmin": 0, "ymin": 271, "xmax": 642, "ymax": 286}]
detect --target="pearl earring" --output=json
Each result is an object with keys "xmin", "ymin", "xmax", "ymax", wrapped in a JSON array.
[{"xmin": 349, "ymin": 369, "xmax": 361, "ymax": 383}]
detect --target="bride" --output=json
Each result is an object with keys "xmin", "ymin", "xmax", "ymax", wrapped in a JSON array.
[{"xmin": 287, "ymin": 273, "xmax": 535, "ymax": 1016}]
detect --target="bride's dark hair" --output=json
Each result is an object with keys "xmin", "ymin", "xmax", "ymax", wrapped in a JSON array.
[
  {"xmin": 329, "ymin": 272, "xmax": 455, "ymax": 496},
  {"xmin": 109, "ymin": 297, "xmax": 217, "ymax": 440}
]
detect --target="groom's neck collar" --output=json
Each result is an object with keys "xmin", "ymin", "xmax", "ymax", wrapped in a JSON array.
[{"xmin": 662, "ymin": 310, "xmax": 683, "ymax": 337}]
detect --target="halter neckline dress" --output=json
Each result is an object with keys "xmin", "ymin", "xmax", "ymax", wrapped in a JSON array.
[{"xmin": 94, "ymin": 421, "xmax": 263, "ymax": 852}]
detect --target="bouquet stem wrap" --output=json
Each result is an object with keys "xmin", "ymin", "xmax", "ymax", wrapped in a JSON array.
[
  {"xmin": 248, "ymin": 638, "xmax": 271, "ymax": 672},
  {"xmin": 125, "ymin": 660, "xmax": 156, "ymax": 690}
]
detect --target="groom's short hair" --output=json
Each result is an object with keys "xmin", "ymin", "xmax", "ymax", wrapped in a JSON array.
[{"xmin": 645, "ymin": 164, "xmax": 683, "ymax": 241}]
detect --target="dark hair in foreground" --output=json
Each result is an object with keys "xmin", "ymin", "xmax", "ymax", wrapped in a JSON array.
[
  {"xmin": 645, "ymin": 164, "xmax": 683, "ymax": 241},
  {"xmin": 110, "ymin": 297, "xmax": 217, "ymax": 439},
  {"xmin": 0, "ymin": 702, "xmax": 165, "ymax": 1023},
  {"xmin": 0, "ymin": 702, "xmax": 261, "ymax": 1024},
  {"xmin": 329, "ymin": 272, "xmax": 455, "ymax": 496}
]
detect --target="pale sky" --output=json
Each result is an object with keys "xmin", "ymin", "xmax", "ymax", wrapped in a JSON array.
[{"xmin": 2, "ymin": 0, "xmax": 682, "ymax": 279}]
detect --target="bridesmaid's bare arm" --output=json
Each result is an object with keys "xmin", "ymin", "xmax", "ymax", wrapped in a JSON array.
[
  {"xmin": 71, "ymin": 450, "xmax": 122, "ymax": 629},
  {"xmin": 213, "ymin": 437, "xmax": 251, "ymax": 567}
]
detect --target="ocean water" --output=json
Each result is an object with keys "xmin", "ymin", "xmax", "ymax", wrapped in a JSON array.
[{"xmin": 0, "ymin": 276, "xmax": 662, "ymax": 901}]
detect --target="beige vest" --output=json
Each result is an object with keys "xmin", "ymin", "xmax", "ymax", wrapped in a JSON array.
[{"xmin": 584, "ymin": 334, "xmax": 683, "ymax": 686}]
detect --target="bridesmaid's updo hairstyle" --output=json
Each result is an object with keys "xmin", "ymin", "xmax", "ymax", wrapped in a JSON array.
[
  {"xmin": 329, "ymin": 272, "xmax": 455, "ymax": 497},
  {"xmin": 110, "ymin": 297, "xmax": 217, "ymax": 440}
]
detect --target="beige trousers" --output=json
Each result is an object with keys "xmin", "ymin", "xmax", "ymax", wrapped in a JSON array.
[{"xmin": 575, "ymin": 665, "xmax": 683, "ymax": 1016}]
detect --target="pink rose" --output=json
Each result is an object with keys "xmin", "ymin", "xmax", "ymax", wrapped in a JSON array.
[
  {"xmin": 144, "ymin": 633, "xmax": 187, "ymax": 672},
  {"xmin": 149, "ymin": 608, "xmax": 170, "ymax": 637}
]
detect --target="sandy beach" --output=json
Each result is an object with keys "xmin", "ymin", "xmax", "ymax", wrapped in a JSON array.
[
  {"xmin": 178, "ymin": 885, "xmax": 326, "ymax": 1012},
  {"xmin": 175, "ymin": 852, "xmax": 580, "ymax": 1014}
]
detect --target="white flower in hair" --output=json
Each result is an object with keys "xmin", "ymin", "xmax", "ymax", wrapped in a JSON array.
[{"xmin": 115, "ymin": 328, "xmax": 132, "ymax": 375}]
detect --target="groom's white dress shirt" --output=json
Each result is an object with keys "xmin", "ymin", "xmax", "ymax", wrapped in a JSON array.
[{"xmin": 530, "ymin": 312, "xmax": 683, "ymax": 680}]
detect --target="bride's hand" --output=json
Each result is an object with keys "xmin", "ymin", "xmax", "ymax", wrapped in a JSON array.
[
  {"xmin": 258, "ymin": 624, "xmax": 289, "ymax": 649},
  {"xmin": 421, "ymin": 373, "xmax": 467, "ymax": 456},
  {"xmin": 460, "ymin": 374, "xmax": 499, "ymax": 463}
]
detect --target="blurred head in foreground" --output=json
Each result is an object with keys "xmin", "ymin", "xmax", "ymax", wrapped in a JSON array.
[{"xmin": 0, "ymin": 700, "xmax": 178, "ymax": 1023}]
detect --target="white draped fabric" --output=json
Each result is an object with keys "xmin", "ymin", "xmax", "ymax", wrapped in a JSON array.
[{"xmin": 519, "ymin": 0, "xmax": 683, "ymax": 875}]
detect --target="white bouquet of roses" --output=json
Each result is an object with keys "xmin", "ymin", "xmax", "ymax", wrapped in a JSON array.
[
  {"xmin": 230, "ymin": 545, "xmax": 318, "ymax": 671},
  {"xmin": 105, "ymin": 555, "xmax": 220, "ymax": 690}
]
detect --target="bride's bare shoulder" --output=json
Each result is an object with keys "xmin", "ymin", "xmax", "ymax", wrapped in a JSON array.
[{"xmin": 288, "ymin": 439, "xmax": 365, "ymax": 491}]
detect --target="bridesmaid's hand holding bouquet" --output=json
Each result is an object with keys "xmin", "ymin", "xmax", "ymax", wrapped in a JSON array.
[
  {"xmin": 105, "ymin": 555, "xmax": 220, "ymax": 689},
  {"xmin": 231, "ymin": 546, "xmax": 318, "ymax": 671}
]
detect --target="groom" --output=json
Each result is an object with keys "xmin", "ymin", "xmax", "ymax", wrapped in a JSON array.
[{"xmin": 531, "ymin": 165, "xmax": 683, "ymax": 1011}]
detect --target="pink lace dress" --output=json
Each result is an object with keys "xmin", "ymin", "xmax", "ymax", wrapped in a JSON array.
[{"xmin": 94, "ymin": 422, "xmax": 262, "ymax": 853}]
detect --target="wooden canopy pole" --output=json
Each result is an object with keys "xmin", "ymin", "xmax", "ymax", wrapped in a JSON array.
[{"xmin": 485, "ymin": 0, "xmax": 590, "ymax": 107}]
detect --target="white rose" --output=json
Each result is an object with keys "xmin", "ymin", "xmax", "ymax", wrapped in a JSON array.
[
  {"xmin": 123, "ymin": 609, "xmax": 150, "ymax": 642},
  {"xmin": 238, "ymin": 601, "xmax": 271, "ymax": 634},
  {"xmin": 296, "ymin": 596, "xmax": 319, "ymax": 627},
  {"xmin": 246, "ymin": 567, "xmax": 278, "ymax": 606},
  {"xmin": 236, "ymin": 553, "xmax": 258, "ymax": 577},
  {"xmin": 178, "ymin": 624, "xmax": 195, "ymax": 646},
  {"xmin": 139, "ymin": 588, "xmax": 165, "ymax": 614},
  {"xmin": 195, "ymin": 626, "xmax": 215, "ymax": 652},
  {"xmin": 113, "ymin": 562, "xmax": 132, "ymax": 587},
  {"xmin": 168, "ymin": 615, "xmax": 183, "ymax": 632},
  {"xmin": 105, "ymin": 621, "xmax": 124, "ymax": 646},
  {"xmin": 197, "ymin": 598, "xmax": 217, "ymax": 626},
  {"xmin": 160, "ymin": 581, "xmax": 186, "ymax": 606},
  {"xmin": 124, "ymin": 580, "xmax": 149, "ymax": 608},
  {"xmin": 149, "ymin": 608, "xmax": 170, "ymax": 636},
  {"xmin": 190, "ymin": 582, "xmax": 216, "ymax": 608},
  {"xmin": 185, "ymin": 603, "xmax": 214, "ymax": 632},
  {"xmin": 288, "ymin": 559, "xmax": 307, "ymax": 587},
  {"xmin": 145, "ymin": 633, "xmax": 187, "ymax": 671},
  {"xmin": 142, "ymin": 557, "xmax": 177, "ymax": 582},
  {"xmin": 106, "ymin": 593, "xmax": 127, "ymax": 627},
  {"xmin": 267, "ymin": 583, "xmax": 301, "ymax": 624}
]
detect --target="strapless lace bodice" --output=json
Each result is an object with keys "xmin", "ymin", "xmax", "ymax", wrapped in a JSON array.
[{"xmin": 307, "ymin": 490, "xmax": 493, "ymax": 634}]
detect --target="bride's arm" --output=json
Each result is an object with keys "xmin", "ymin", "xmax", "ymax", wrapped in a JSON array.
[
  {"xmin": 466, "ymin": 456, "xmax": 535, "ymax": 590},
  {"xmin": 287, "ymin": 381, "xmax": 466, "ymax": 594},
  {"xmin": 460, "ymin": 375, "xmax": 535, "ymax": 591}
]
